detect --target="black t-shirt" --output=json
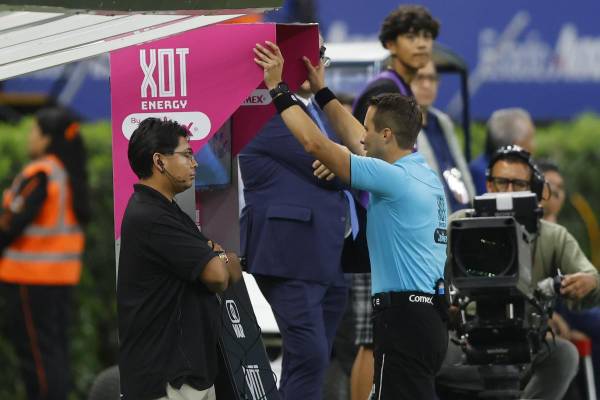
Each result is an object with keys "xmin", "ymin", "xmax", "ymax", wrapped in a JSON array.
[
  {"xmin": 117, "ymin": 184, "xmax": 220, "ymax": 400},
  {"xmin": 352, "ymin": 71, "xmax": 413, "ymax": 123}
]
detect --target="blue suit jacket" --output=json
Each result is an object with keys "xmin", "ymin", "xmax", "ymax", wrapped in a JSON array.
[{"xmin": 239, "ymin": 102, "xmax": 348, "ymax": 284}]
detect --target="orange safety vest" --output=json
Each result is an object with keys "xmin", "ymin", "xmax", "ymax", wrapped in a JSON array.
[{"xmin": 0, "ymin": 155, "xmax": 84, "ymax": 285}]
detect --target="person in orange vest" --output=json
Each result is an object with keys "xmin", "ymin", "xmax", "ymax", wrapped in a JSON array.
[{"xmin": 0, "ymin": 107, "xmax": 90, "ymax": 400}]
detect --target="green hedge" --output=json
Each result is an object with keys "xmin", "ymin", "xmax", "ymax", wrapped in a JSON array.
[{"xmin": 0, "ymin": 113, "xmax": 599, "ymax": 398}]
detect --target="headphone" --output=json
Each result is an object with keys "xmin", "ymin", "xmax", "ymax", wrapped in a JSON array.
[{"xmin": 486, "ymin": 145, "xmax": 546, "ymax": 201}]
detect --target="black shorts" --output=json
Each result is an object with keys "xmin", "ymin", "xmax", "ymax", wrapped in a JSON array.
[{"xmin": 371, "ymin": 292, "xmax": 448, "ymax": 400}]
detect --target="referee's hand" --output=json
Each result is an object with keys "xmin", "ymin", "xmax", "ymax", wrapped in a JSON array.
[{"xmin": 254, "ymin": 41, "xmax": 284, "ymax": 90}]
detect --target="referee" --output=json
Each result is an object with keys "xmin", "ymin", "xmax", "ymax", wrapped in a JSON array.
[{"xmin": 254, "ymin": 41, "xmax": 449, "ymax": 399}]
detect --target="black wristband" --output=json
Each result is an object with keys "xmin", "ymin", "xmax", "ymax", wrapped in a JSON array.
[
  {"xmin": 272, "ymin": 92, "xmax": 298, "ymax": 114},
  {"xmin": 314, "ymin": 87, "xmax": 336, "ymax": 109}
]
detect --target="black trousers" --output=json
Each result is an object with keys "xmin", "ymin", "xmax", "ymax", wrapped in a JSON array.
[
  {"xmin": 371, "ymin": 293, "xmax": 448, "ymax": 400},
  {"xmin": 3, "ymin": 283, "xmax": 72, "ymax": 400}
]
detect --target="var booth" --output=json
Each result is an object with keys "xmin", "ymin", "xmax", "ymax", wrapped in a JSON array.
[{"xmin": 111, "ymin": 22, "xmax": 319, "ymax": 399}]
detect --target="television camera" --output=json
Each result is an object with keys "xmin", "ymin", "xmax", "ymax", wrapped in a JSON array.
[{"xmin": 446, "ymin": 192, "xmax": 561, "ymax": 398}]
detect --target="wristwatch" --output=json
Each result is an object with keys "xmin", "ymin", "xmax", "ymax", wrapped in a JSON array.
[
  {"xmin": 217, "ymin": 252, "xmax": 229, "ymax": 264},
  {"xmin": 269, "ymin": 81, "xmax": 290, "ymax": 100}
]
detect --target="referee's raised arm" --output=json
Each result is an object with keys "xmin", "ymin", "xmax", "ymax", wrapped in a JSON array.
[
  {"xmin": 255, "ymin": 39, "xmax": 450, "ymax": 400},
  {"xmin": 254, "ymin": 41, "xmax": 353, "ymax": 183}
]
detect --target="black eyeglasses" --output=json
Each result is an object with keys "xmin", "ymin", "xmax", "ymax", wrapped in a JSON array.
[
  {"xmin": 489, "ymin": 176, "xmax": 531, "ymax": 192},
  {"xmin": 170, "ymin": 150, "xmax": 195, "ymax": 162},
  {"xmin": 319, "ymin": 46, "xmax": 331, "ymax": 68}
]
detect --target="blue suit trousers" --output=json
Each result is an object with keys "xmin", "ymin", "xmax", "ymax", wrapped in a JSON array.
[{"xmin": 254, "ymin": 276, "xmax": 348, "ymax": 400}]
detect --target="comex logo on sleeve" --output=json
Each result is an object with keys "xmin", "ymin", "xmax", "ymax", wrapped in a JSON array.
[{"xmin": 226, "ymin": 299, "xmax": 245, "ymax": 339}]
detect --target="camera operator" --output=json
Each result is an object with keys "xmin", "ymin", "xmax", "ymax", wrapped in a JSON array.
[{"xmin": 438, "ymin": 145, "xmax": 600, "ymax": 400}]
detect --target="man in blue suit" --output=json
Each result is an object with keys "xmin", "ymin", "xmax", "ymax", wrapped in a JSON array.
[{"xmin": 239, "ymin": 51, "xmax": 351, "ymax": 400}]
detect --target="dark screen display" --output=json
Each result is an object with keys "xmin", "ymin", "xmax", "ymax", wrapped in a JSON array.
[
  {"xmin": 194, "ymin": 120, "xmax": 231, "ymax": 190},
  {"xmin": 454, "ymin": 227, "xmax": 516, "ymax": 277}
]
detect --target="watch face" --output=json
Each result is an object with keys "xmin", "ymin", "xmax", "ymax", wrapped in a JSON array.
[{"xmin": 269, "ymin": 82, "xmax": 290, "ymax": 99}]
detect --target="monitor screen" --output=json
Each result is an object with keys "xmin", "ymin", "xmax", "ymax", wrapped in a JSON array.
[
  {"xmin": 325, "ymin": 63, "xmax": 379, "ymax": 96},
  {"xmin": 194, "ymin": 119, "xmax": 231, "ymax": 190},
  {"xmin": 453, "ymin": 226, "xmax": 517, "ymax": 278}
]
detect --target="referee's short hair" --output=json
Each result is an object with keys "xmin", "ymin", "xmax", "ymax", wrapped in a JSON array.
[
  {"xmin": 128, "ymin": 117, "xmax": 189, "ymax": 179},
  {"xmin": 368, "ymin": 93, "xmax": 422, "ymax": 150}
]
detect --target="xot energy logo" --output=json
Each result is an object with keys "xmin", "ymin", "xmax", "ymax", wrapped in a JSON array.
[{"xmin": 121, "ymin": 48, "xmax": 211, "ymax": 140}]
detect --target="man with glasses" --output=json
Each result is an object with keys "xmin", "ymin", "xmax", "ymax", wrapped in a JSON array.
[
  {"xmin": 411, "ymin": 60, "xmax": 475, "ymax": 212},
  {"xmin": 117, "ymin": 118, "xmax": 243, "ymax": 400},
  {"xmin": 438, "ymin": 145, "xmax": 600, "ymax": 400},
  {"xmin": 238, "ymin": 36, "xmax": 352, "ymax": 400},
  {"xmin": 470, "ymin": 108, "xmax": 536, "ymax": 195}
]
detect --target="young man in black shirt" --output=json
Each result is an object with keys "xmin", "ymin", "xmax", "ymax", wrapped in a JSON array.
[{"xmin": 117, "ymin": 118, "xmax": 242, "ymax": 400}]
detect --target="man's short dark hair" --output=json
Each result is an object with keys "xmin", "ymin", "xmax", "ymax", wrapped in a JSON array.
[
  {"xmin": 379, "ymin": 5, "xmax": 440, "ymax": 47},
  {"xmin": 367, "ymin": 94, "xmax": 422, "ymax": 149},
  {"xmin": 488, "ymin": 154, "xmax": 532, "ymax": 176},
  {"xmin": 128, "ymin": 118, "xmax": 189, "ymax": 179},
  {"xmin": 486, "ymin": 146, "xmax": 535, "ymax": 180}
]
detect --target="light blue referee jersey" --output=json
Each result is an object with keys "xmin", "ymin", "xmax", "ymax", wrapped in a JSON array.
[{"xmin": 350, "ymin": 152, "xmax": 448, "ymax": 294}]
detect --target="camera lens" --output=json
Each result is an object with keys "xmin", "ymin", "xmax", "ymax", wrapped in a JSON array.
[{"xmin": 454, "ymin": 227, "xmax": 516, "ymax": 278}]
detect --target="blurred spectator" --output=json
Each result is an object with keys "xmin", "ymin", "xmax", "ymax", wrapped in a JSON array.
[
  {"xmin": 0, "ymin": 107, "xmax": 90, "ymax": 400},
  {"xmin": 539, "ymin": 160, "xmax": 600, "ymax": 391},
  {"xmin": 411, "ymin": 60, "xmax": 475, "ymax": 211},
  {"xmin": 469, "ymin": 108, "xmax": 535, "ymax": 195},
  {"xmin": 538, "ymin": 160, "xmax": 565, "ymax": 224}
]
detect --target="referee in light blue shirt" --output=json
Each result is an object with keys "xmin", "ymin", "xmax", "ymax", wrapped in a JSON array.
[
  {"xmin": 253, "ymin": 40, "xmax": 449, "ymax": 400},
  {"xmin": 351, "ymin": 151, "xmax": 448, "ymax": 296}
]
